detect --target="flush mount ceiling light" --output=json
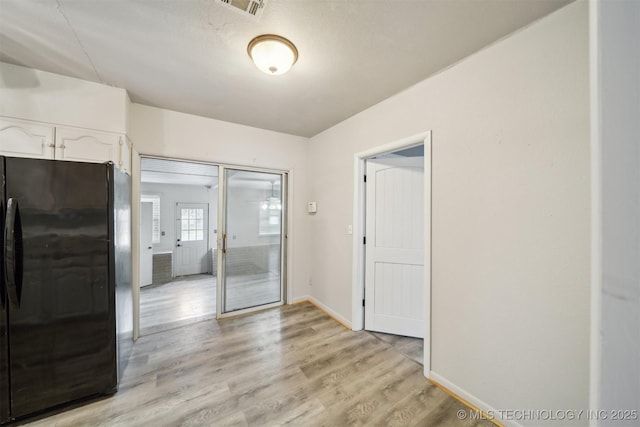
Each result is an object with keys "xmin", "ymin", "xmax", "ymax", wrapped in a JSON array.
[{"xmin": 247, "ymin": 34, "xmax": 298, "ymax": 75}]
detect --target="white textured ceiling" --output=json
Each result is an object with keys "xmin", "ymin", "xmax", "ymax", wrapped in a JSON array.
[{"xmin": 0, "ymin": 0, "xmax": 571, "ymax": 137}]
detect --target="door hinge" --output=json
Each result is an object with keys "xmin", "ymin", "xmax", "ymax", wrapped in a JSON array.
[
  {"xmin": 363, "ymin": 174, "xmax": 367, "ymax": 183},
  {"xmin": 362, "ymin": 299, "xmax": 365, "ymax": 307},
  {"xmin": 363, "ymin": 236, "xmax": 366, "ymax": 245}
]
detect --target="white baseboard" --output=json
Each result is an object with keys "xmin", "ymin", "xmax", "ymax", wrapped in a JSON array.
[
  {"xmin": 292, "ymin": 295, "xmax": 352, "ymax": 329},
  {"xmin": 430, "ymin": 371, "xmax": 522, "ymax": 427},
  {"xmin": 291, "ymin": 295, "xmax": 311, "ymax": 304}
]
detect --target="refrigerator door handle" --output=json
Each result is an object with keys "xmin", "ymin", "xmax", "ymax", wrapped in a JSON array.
[{"xmin": 5, "ymin": 198, "xmax": 22, "ymax": 308}]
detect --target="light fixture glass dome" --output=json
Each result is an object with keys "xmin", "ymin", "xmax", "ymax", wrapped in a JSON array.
[{"xmin": 248, "ymin": 34, "xmax": 298, "ymax": 75}]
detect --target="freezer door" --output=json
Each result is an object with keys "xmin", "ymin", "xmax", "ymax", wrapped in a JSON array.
[
  {"xmin": 5, "ymin": 158, "xmax": 117, "ymax": 419},
  {"xmin": 0, "ymin": 157, "xmax": 10, "ymax": 423}
]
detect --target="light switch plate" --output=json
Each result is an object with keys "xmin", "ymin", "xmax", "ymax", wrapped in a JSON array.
[{"xmin": 307, "ymin": 201, "xmax": 317, "ymax": 213}]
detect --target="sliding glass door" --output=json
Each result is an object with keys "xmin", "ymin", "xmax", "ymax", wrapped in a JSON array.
[{"xmin": 217, "ymin": 167, "xmax": 286, "ymax": 316}]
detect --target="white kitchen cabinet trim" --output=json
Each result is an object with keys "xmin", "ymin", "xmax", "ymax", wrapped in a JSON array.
[
  {"xmin": 119, "ymin": 136, "xmax": 132, "ymax": 174},
  {"xmin": 0, "ymin": 117, "xmax": 55, "ymax": 160},
  {"xmin": 55, "ymin": 126, "xmax": 119, "ymax": 165},
  {"xmin": 0, "ymin": 116, "xmax": 132, "ymax": 174}
]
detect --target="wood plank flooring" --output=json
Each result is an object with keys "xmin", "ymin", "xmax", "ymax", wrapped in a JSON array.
[
  {"xmin": 21, "ymin": 302, "xmax": 494, "ymax": 427},
  {"xmin": 369, "ymin": 331, "xmax": 423, "ymax": 366},
  {"xmin": 139, "ymin": 275, "xmax": 216, "ymax": 335},
  {"xmin": 225, "ymin": 272, "xmax": 280, "ymax": 312},
  {"xmin": 140, "ymin": 273, "xmax": 280, "ymax": 336}
]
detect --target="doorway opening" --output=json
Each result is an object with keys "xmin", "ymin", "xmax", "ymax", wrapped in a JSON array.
[
  {"xmin": 138, "ymin": 157, "xmax": 288, "ymax": 335},
  {"xmin": 352, "ymin": 131, "xmax": 432, "ymax": 376},
  {"xmin": 139, "ymin": 158, "xmax": 218, "ymax": 335}
]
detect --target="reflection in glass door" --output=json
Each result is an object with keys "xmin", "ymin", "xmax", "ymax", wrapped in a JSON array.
[{"xmin": 218, "ymin": 168, "xmax": 286, "ymax": 315}]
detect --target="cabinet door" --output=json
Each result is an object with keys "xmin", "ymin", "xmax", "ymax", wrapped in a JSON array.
[
  {"xmin": 118, "ymin": 136, "xmax": 132, "ymax": 175},
  {"xmin": 55, "ymin": 127, "xmax": 119, "ymax": 165},
  {"xmin": 0, "ymin": 117, "xmax": 55, "ymax": 159}
]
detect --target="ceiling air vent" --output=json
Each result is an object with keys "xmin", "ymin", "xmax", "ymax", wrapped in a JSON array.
[{"xmin": 219, "ymin": 0, "xmax": 266, "ymax": 18}]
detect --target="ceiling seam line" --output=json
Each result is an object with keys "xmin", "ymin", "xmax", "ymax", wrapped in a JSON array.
[{"xmin": 55, "ymin": 0, "xmax": 104, "ymax": 84}]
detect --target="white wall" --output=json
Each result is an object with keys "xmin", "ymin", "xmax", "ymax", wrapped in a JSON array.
[
  {"xmin": 308, "ymin": 1, "xmax": 589, "ymax": 424},
  {"xmin": 140, "ymin": 182, "xmax": 217, "ymax": 257},
  {"xmin": 592, "ymin": 0, "xmax": 640, "ymax": 423},
  {"xmin": 128, "ymin": 103, "xmax": 310, "ymax": 301},
  {"xmin": 0, "ymin": 62, "xmax": 127, "ymax": 133}
]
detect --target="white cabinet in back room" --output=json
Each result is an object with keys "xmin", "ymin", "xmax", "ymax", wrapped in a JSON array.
[{"xmin": 0, "ymin": 116, "xmax": 132, "ymax": 174}]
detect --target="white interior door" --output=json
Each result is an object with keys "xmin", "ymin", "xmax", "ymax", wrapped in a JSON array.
[
  {"xmin": 365, "ymin": 156, "xmax": 424, "ymax": 337},
  {"xmin": 175, "ymin": 203, "xmax": 209, "ymax": 277},
  {"xmin": 140, "ymin": 202, "xmax": 153, "ymax": 287}
]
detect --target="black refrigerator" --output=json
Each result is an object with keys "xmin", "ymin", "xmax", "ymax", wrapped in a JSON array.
[{"xmin": 0, "ymin": 156, "xmax": 132, "ymax": 424}]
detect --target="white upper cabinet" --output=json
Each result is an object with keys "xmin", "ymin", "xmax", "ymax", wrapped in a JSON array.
[
  {"xmin": 0, "ymin": 118, "xmax": 55, "ymax": 160},
  {"xmin": 55, "ymin": 126, "xmax": 118, "ymax": 165},
  {"xmin": 0, "ymin": 117, "xmax": 132, "ymax": 174}
]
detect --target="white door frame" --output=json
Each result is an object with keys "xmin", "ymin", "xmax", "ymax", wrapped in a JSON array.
[{"xmin": 351, "ymin": 131, "xmax": 432, "ymax": 377}]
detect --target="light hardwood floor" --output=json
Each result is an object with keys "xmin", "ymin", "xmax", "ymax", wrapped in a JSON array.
[
  {"xmin": 22, "ymin": 302, "xmax": 494, "ymax": 427},
  {"xmin": 140, "ymin": 273, "xmax": 280, "ymax": 335},
  {"xmin": 369, "ymin": 331, "xmax": 423, "ymax": 366},
  {"xmin": 140, "ymin": 275, "xmax": 217, "ymax": 335}
]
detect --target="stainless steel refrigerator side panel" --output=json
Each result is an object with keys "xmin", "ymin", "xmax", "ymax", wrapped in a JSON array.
[{"xmin": 113, "ymin": 167, "xmax": 133, "ymax": 382}]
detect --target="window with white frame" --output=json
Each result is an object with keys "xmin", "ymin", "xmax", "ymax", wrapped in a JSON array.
[
  {"xmin": 141, "ymin": 194, "xmax": 161, "ymax": 243},
  {"xmin": 180, "ymin": 208, "xmax": 205, "ymax": 241}
]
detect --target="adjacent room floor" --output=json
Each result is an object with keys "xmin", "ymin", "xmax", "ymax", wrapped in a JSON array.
[
  {"xmin": 368, "ymin": 331, "xmax": 423, "ymax": 366},
  {"xmin": 139, "ymin": 272, "xmax": 281, "ymax": 335},
  {"xmin": 22, "ymin": 302, "xmax": 493, "ymax": 427},
  {"xmin": 139, "ymin": 274, "xmax": 217, "ymax": 335}
]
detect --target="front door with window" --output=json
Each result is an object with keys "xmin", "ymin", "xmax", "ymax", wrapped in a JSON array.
[{"xmin": 175, "ymin": 203, "xmax": 209, "ymax": 276}]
